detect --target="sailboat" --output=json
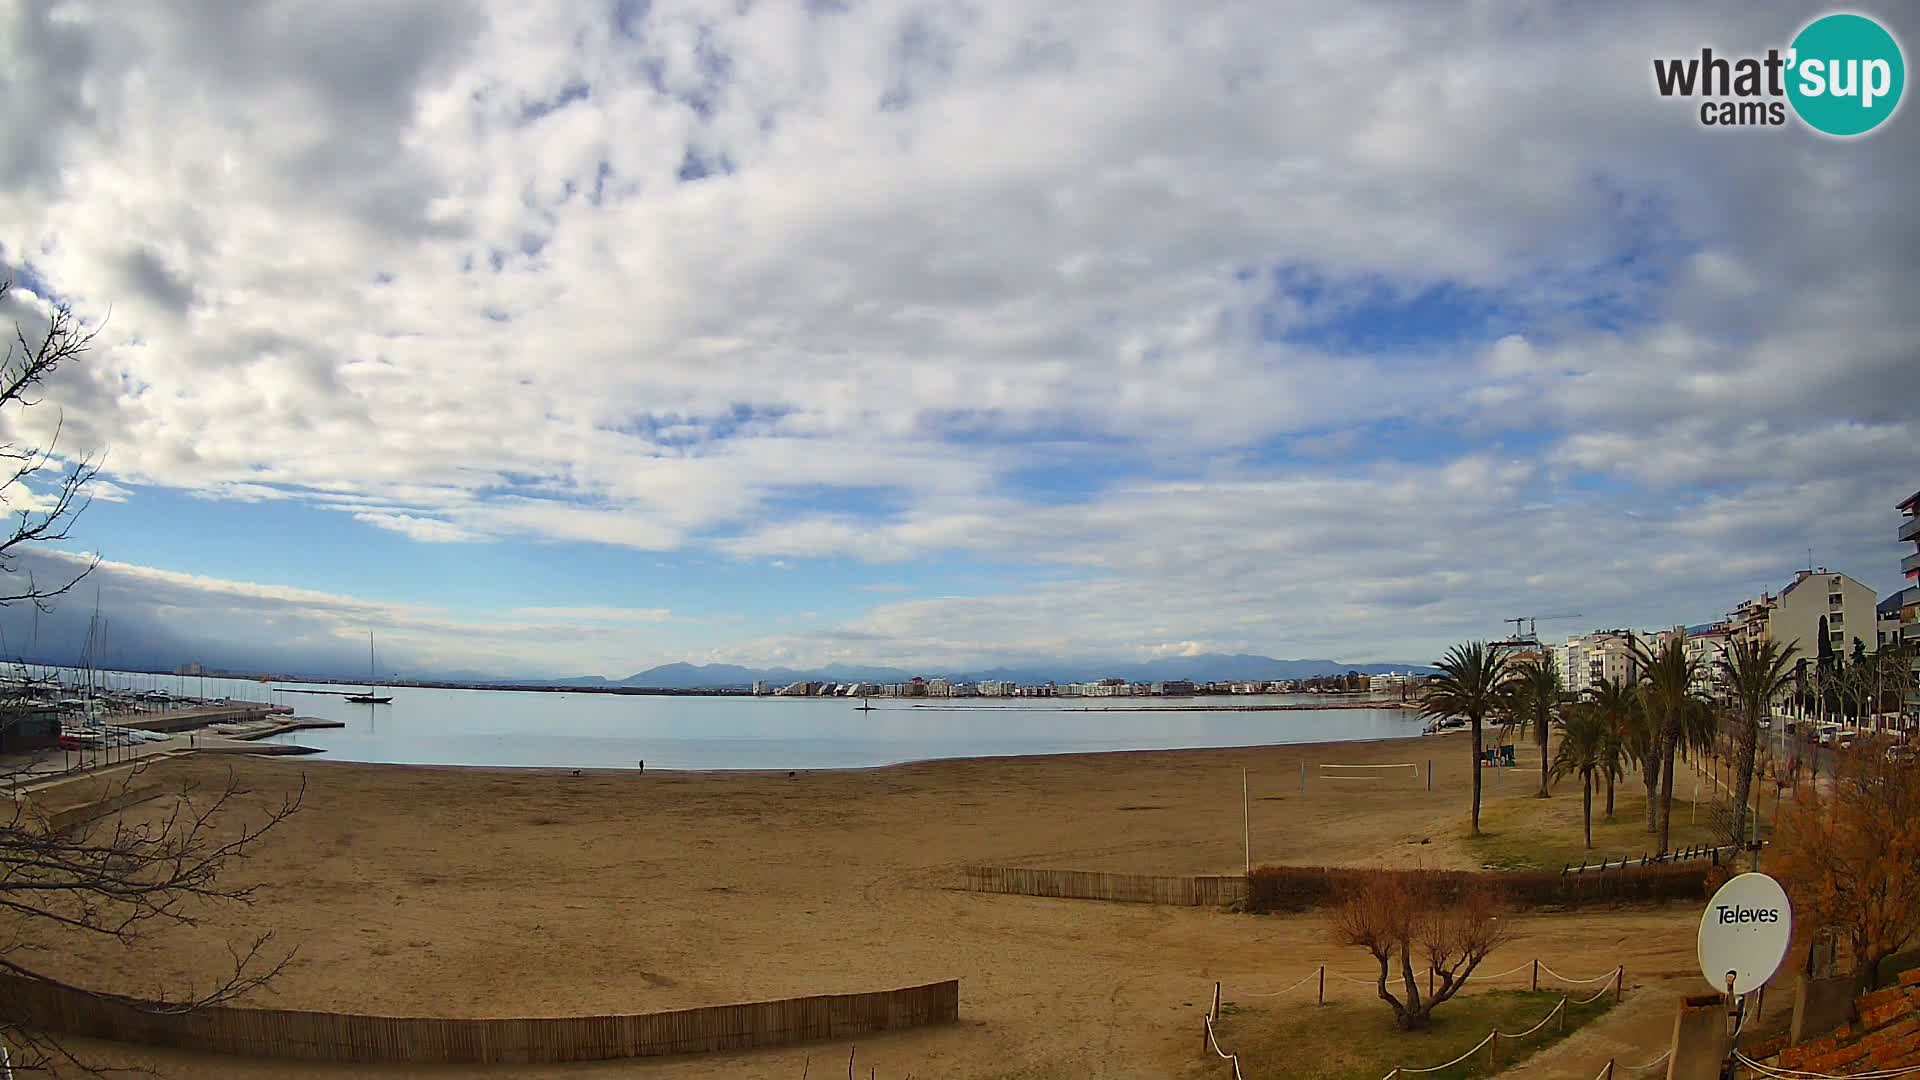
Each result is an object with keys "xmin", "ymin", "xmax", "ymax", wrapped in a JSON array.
[
  {"xmin": 855, "ymin": 694, "xmax": 875, "ymax": 712},
  {"xmin": 344, "ymin": 631, "xmax": 392, "ymax": 705}
]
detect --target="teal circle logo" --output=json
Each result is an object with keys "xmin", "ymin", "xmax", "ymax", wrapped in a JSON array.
[{"xmin": 1787, "ymin": 13, "xmax": 1905, "ymax": 136}]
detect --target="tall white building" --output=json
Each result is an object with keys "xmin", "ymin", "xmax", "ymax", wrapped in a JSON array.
[
  {"xmin": 1558, "ymin": 630, "xmax": 1644, "ymax": 697},
  {"xmin": 1682, "ymin": 623, "xmax": 1732, "ymax": 699},
  {"xmin": 1726, "ymin": 568, "xmax": 1880, "ymax": 662}
]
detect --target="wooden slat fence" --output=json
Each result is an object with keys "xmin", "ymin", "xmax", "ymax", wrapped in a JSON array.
[
  {"xmin": 0, "ymin": 974, "xmax": 958, "ymax": 1064},
  {"xmin": 960, "ymin": 865, "xmax": 1248, "ymax": 907}
]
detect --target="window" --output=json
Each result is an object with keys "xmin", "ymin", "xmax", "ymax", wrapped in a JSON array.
[
  {"xmin": 1831, "ymin": 613, "xmax": 1844, "ymax": 626},
  {"xmin": 1831, "ymin": 630, "xmax": 1844, "ymax": 642},
  {"xmin": 1829, "ymin": 593, "xmax": 1844, "ymax": 607}
]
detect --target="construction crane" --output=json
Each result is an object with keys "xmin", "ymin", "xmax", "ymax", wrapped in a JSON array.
[{"xmin": 1497, "ymin": 613, "xmax": 1584, "ymax": 647}]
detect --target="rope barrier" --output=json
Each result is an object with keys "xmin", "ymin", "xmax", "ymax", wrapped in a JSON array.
[
  {"xmin": 1495, "ymin": 997, "xmax": 1567, "ymax": 1040},
  {"xmin": 1238, "ymin": 970, "xmax": 1324, "ymax": 998},
  {"xmin": 1396, "ymin": 1029, "xmax": 1499, "ymax": 1074},
  {"xmin": 1476, "ymin": 961, "xmax": 1540, "ymax": 982},
  {"xmin": 1538, "ymin": 962, "xmax": 1624, "ymax": 985},
  {"xmin": 1572, "ymin": 978, "xmax": 1622, "ymax": 1007},
  {"xmin": 1203, "ymin": 1013, "xmax": 1248, "ymax": 1080},
  {"xmin": 1735, "ymin": 1052, "xmax": 1920, "ymax": 1080},
  {"xmin": 1623, "ymin": 1049, "xmax": 1671, "ymax": 1072},
  {"xmin": 1208, "ymin": 962, "xmax": 1623, "ymax": 1077},
  {"xmin": 1231, "ymin": 961, "xmax": 1619, "ymax": 994}
]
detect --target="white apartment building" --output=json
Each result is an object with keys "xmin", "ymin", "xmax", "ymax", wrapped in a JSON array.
[
  {"xmin": 1557, "ymin": 630, "xmax": 1644, "ymax": 696},
  {"xmin": 751, "ymin": 680, "xmax": 769, "ymax": 696},
  {"xmin": 926, "ymin": 678, "xmax": 953, "ymax": 698},
  {"xmin": 1682, "ymin": 623, "xmax": 1732, "ymax": 698},
  {"xmin": 977, "ymin": 680, "xmax": 1013, "ymax": 697},
  {"xmin": 1726, "ymin": 568, "xmax": 1880, "ymax": 662}
]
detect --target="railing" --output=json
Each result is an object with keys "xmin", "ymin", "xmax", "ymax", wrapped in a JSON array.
[
  {"xmin": 1899, "ymin": 514, "xmax": 1920, "ymax": 544},
  {"xmin": 1561, "ymin": 842, "xmax": 1744, "ymax": 876}
]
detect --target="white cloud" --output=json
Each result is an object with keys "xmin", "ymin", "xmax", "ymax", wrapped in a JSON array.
[{"xmin": 0, "ymin": 1, "xmax": 1911, "ymax": 672}]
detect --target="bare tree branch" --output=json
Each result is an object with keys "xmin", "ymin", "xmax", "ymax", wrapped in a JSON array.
[{"xmin": 0, "ymin": 281, "xmax": 300, "ymax": 1075}]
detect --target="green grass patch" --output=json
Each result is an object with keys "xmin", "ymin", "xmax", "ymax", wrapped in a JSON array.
[
  {"xmin": 1205, "ymin": 989, "xmax": 1615, "ymax": 1080},
  {"xmin": 1468, "ymin": 788, "xmax": 1732, "ymax": 872}
]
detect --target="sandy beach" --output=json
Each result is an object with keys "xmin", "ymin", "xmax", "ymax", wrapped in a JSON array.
[{"xmin": 19, "ymin": 733, "xmax": 1717, "ymax": 1078}]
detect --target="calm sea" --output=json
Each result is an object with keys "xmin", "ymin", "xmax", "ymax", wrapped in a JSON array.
[{"xmin": 46, "ymin": 669, "xmax": 1426, "ymax": 771}]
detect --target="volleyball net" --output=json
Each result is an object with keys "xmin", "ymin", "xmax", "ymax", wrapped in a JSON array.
[{"xmin": 1316, "ymin": 762, "xmax": 1422, "ymax": 783}]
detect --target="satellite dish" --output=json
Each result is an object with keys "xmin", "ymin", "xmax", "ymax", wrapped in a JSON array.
[{"xmin": 1697, "ymin": 872, "xmax": 1792, "ymax": 996}]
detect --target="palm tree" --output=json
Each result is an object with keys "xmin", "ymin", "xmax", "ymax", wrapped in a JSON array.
[
  {"xmin": 1718, "ymin": 638, "xmax": 1798, "ymax": 847},
  {"xmin": 1551, "ymin": 704, "xmax": 1607, "ymax": 848},
  {"xmin": 1511, "ymin": 653, "xmax": 1564, "ymax": 799},
  {"xmin": 1422, "ymin": 642, "xmax": 1515, "ymax": 836},
  {"xmin": 1634, "ymin": 635, "xmax": 1704, "ymax": 853},
  {"xmin": 1587, "ymin": 676, "xmax": 1640, "ymax": 819}
]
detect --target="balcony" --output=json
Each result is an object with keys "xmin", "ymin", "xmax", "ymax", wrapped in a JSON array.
[
  {"xmin": 1903, "ymin": 514, "xmax": 1920, "ymax": 544},
  {"xmin": 1907, "ymin": 621, "xmax": 1920, "ymax": 642},
  {"xmin": 1905, "ymin": 550, "xmax": 1920, "ymax": 577}
]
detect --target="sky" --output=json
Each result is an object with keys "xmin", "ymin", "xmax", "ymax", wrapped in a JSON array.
[{"xmin": 0, "ymin": 0, "xmax": 1914, "ymax": 679}]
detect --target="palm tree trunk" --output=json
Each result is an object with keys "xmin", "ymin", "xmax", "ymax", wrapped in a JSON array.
[
  {"xmin": 1657, "ymin": 720, "xmax": 1679, "ymax": 853},
  {"xmin": 1470, "ymin": 717, "xmax": 1484, "ymax": 835},
  {"xmin": 1730, "ymin": 709, "xmax": 1759, "ymax": 847},
  {"xmin": 1537, "ymin": 712, "xmax": 1550, "ymax": 798},
  {"xmin": 1644, "ymin": 760, "xmax": 1659, "ymax": 834},
  {"xmin": 1605, "ymin": 770, "xmax": 1616, "ymax": 818},
  {"xmin": 1583, "ymin": 772, "xmax": 1593, "ymax": 848}
]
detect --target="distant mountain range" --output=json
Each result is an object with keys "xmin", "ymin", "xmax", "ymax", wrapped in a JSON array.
[{"xmin": 536, "ymin": 654, "xmax": 1438, "ymax": 691}]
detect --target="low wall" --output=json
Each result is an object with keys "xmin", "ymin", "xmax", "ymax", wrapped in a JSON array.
[
  {"xmin": 959, "ymin": 866, "xmax": 1248, "ymax": 907},
  {"xmin": 1248, "ymin": 862, "xmax": 1710, "ymax": 913},
  {"xmin": 960, "ymin": 861, "xmax": 1707, "ymax": 912},
  {"xmin": 0, "ymin": 974, "xmax": 959, "ymax": 1064}
]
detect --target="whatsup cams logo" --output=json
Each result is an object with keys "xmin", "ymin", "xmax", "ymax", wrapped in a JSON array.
[{"xmin": 1652, "ymin": 11, "xmax": 1906, "ymax": 136}]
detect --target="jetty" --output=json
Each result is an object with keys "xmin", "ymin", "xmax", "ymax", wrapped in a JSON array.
[{"xmin": 112, "ymin": 701, "xmax": 295, "ymax": 733}]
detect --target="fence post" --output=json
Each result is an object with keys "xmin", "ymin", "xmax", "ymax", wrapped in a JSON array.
[
  {"xmin": 1532, "ymin": 959, "xmax": 1539, "ymax": 991},
  {"xmin": 1318, "ymin": 965, "xmax": 1325, "ymax": 1006},
  {"xmin": 1605, "ymin": 1060, "xmax": 1616, "ymax": 1080},
  {"xmin": 1616, "ymin": 966, "xmax": 1625, "ymax": 1003},
  {"xmin": 1489, "ymin": 1031, "xmax": 1500, "ymax": 1069},
  {"xmin": 1559, "ymin": 996, "xmax": 1568, "ymax": 1032},
  {"xmin": 1212, "ymin": 982, "xmax": 1221, "ymax": 1022},
  {"xmin": 1301, "ymin": 761, "xmax": 1306, "ymax": 793},
  {"xmin": 1427, "ymin": 759, "xmax": 1432, "ymax": 791}
]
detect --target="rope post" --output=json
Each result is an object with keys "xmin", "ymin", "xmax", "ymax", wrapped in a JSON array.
[
  {"xmin": 1605, "ymin": 1060, "xmax": 1616, "ymax": 1080},
  {"xmin": 1428, "ymin": 966, "xmax": 1434, "ymax": 998},
  {"xmin": 1427, "ymin": 759, "xmax": 1432, "ymax": 791},
  {"xmin": 1616, "ymin": 966, "xmax": 1625, "ymax": 1003},
  {"xmin": 1300, "ymin": 760, "xmax": 1306, "ymax": 793},
  {"xmin": 1489, "ymin": 1031, "xmax": 1500, "ymax": 1069},
  {"xmin": 1318, "ymin": 965, "xmax": 1325, "ymax": 1006},
  {"xmin": 1559, "ymin": 996, "xmax": 1568, "ymax": 1033},
  {"xmin": 1212, "ymin": 982, "xmax": 1221, "ymax": 1022},
  {"xmin": 1532, "ymin": 959, "xmax": 1539, "ymax": 991}
]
